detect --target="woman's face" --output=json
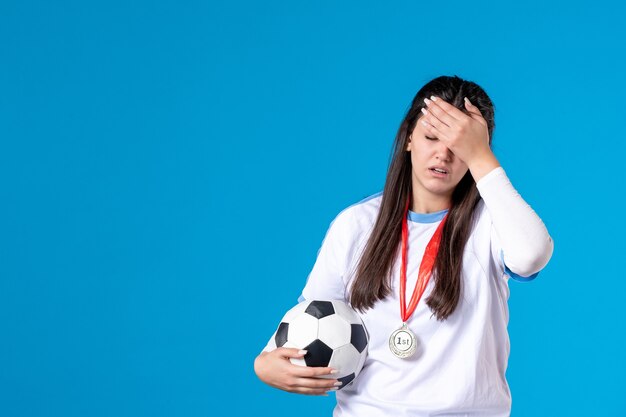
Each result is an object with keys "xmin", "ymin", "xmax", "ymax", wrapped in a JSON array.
[{"xmin": 406, "ymin": 115, "xmax": 469, "ymax": 203}]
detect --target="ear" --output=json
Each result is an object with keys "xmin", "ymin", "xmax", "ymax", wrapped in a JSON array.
[{"xmin": 406, "ymin": 136, "xmax": 412, "ymax": 151}]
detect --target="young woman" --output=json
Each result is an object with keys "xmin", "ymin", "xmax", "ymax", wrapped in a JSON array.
[{"xmin": 254, "ymin": 75, "xmax": 554, "ymax": 416}]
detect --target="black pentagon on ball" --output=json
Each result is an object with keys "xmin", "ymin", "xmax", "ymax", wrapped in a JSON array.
[
  {"xmin": 303, "ymin": 339, "xmax": 333, "ymax": 367},
  {"xmin": 350, "ymin": 324, "xmax": 368, "ymax": 353},
  {"xmin": 337, "ymin": 372, "xmax": 355, "ymax": 389},
  {"xmin": 275, "ymin": 322, "xmax": 289, "ymax": 347},
  {"xmin": 304, "ymin": 300, "xmax": 335, "ymax": 319}
]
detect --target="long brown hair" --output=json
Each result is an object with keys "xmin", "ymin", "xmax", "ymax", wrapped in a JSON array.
[{"xmin": 350, "ymin": 75, "xmax": 496, "ymax": 320}]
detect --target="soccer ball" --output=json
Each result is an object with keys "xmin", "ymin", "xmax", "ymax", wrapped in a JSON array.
[{"xmin": 269, "ymin": 299, "xmax": 369, "ymax": 389}]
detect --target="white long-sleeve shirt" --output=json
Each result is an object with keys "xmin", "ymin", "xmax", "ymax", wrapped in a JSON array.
[{"xmin": 263, "ymin": 166, "xmax": 554, "ymax": 417}]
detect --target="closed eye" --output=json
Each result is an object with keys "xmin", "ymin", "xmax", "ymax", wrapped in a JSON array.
[{"xmin": 425, "ymin": 136, "xmax": 437, "ymax": 141}]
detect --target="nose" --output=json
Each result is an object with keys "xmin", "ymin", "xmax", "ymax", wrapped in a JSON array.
[{"xmin": 434, "ymin": 141, "xmax": 453, "ymax": 162}]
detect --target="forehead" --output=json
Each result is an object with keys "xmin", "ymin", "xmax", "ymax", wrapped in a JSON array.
[{"xmin": 411, "ymin": 119, "xmax": 431, "ymax": 137}]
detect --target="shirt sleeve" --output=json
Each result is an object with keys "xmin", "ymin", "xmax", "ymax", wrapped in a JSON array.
[
  {"xmin": 476, "ymin": 166, "xmax": 554, "ymax": 280},
  {"xmin": 298, "ymin": 207, "xmax": 355, "ymax": 302},
  {"xmin": 261, "ymin": 330, "xmax": 278, "ymax": 353},
  {"xmin": 261, "ymin": 207, "xmax": 356, "ymax": 353}
]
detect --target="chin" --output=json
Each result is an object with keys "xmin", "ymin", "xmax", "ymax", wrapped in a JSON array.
[{"xmin": 426, "ymin": 186, "xmax": 454, "ymax": 196}]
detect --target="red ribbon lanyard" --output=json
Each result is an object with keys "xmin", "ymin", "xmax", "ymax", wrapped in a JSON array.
[{"xmin": 400, "ymin": 197, "xmax": 448, "ymax": 323}]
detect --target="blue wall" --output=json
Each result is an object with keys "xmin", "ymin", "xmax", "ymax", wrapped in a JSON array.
[{"xmin": 1, "ymin": 1, "xmax": 625, "ymax": 416}]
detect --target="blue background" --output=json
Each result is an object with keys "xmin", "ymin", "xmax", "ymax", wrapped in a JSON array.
[{"xmin": 1, "ymin": 1, "xmax": 625, "ymax": 416}]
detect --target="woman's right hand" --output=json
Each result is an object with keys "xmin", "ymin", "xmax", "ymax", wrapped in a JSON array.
[{"xmin": 254, "ymin": 347, "xmax": 342, "ymax": 396}]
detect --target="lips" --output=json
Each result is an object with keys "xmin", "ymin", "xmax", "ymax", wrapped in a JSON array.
[{"xmin": 428, "ymin": 166, "xmax": 449, "ymax": 175}]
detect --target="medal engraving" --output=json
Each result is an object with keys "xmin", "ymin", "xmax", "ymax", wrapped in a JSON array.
[{"xmin": 389, "ymin": 323, "xmax": 417, "ymax": 358}]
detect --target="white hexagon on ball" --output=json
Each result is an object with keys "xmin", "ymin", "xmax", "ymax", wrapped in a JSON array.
[
  {"xmin": 287, "ymin": 313, "xmax": 318, "ymax": 348},
  {"xmin": 331, "ymin": 300, "xmax": 363, "ymax": 324},
  {"xmin": 327, "ymin": 344, "xmax": 361, "ymax": 377},
  {"xmin": 318, "ymin": 314, "xmax": 351, "ymax": 349}
]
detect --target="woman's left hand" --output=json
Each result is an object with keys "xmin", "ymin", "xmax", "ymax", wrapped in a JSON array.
[{"xmin": 420, "ymin": 96, "xmax": 492, "ymax": 167}]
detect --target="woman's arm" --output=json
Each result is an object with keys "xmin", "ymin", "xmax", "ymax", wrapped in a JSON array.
[
  {"xmin": 473, "ymin": 163, "xmax": 554, "ymax": 277},
  {"xmin": 420, "ymin": 96, "xmax": 554, "ymax": 277}
]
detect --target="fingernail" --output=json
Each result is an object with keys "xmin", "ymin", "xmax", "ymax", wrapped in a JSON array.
[
  {"xmin": 334, "ymin": 381, "xmax": 343, "ymax": 386},
  {"xmin": 464, "ymin": 97, "xmax": 471, "ymax": 105},
  {"xmin": 328, "ymin": 387, "xmax": 339, "ymax": 391},
  {"xmin": 431, "ymin": 95, "xmax": 438, "ymax": 101},
  {"xmin": 423, "ymin": 97, "xmax": 431, "ymax": 104},
  {"xmin": 421, "ymin": 108, "xmax": 428, "ymax": 115},
  {"xmin": 329, "ymin": 369, "xmax": 339, "ymax": 374},
  {"xmin": 298, "ymin": 350, "xmax": 307, "ymax": 355}
]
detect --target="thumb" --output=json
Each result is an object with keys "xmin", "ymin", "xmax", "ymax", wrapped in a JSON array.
[{"xmin": 464, "ymin": 97, "xmax": 484, "ymax": 119}]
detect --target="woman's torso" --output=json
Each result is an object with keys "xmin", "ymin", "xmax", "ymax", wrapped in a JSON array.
[{"xmin": 300, "ymin": 192, "xmax": 513, "ymax": 417}]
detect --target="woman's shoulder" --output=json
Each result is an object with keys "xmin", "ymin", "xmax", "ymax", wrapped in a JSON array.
[
  {"xmin": 472, "ymin": 198, "xmax": 491, "ymax": 224},
  {"xmin": 335, "ymin": 191, "xmax": 383, "ymax": 228},
  {"xmin": 468, "ymin": 198, "xmax": 499, "ymax": 250},
  {"xmin": 323, "ymin": 191, "xmax": 383, "ymax": 241}
]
